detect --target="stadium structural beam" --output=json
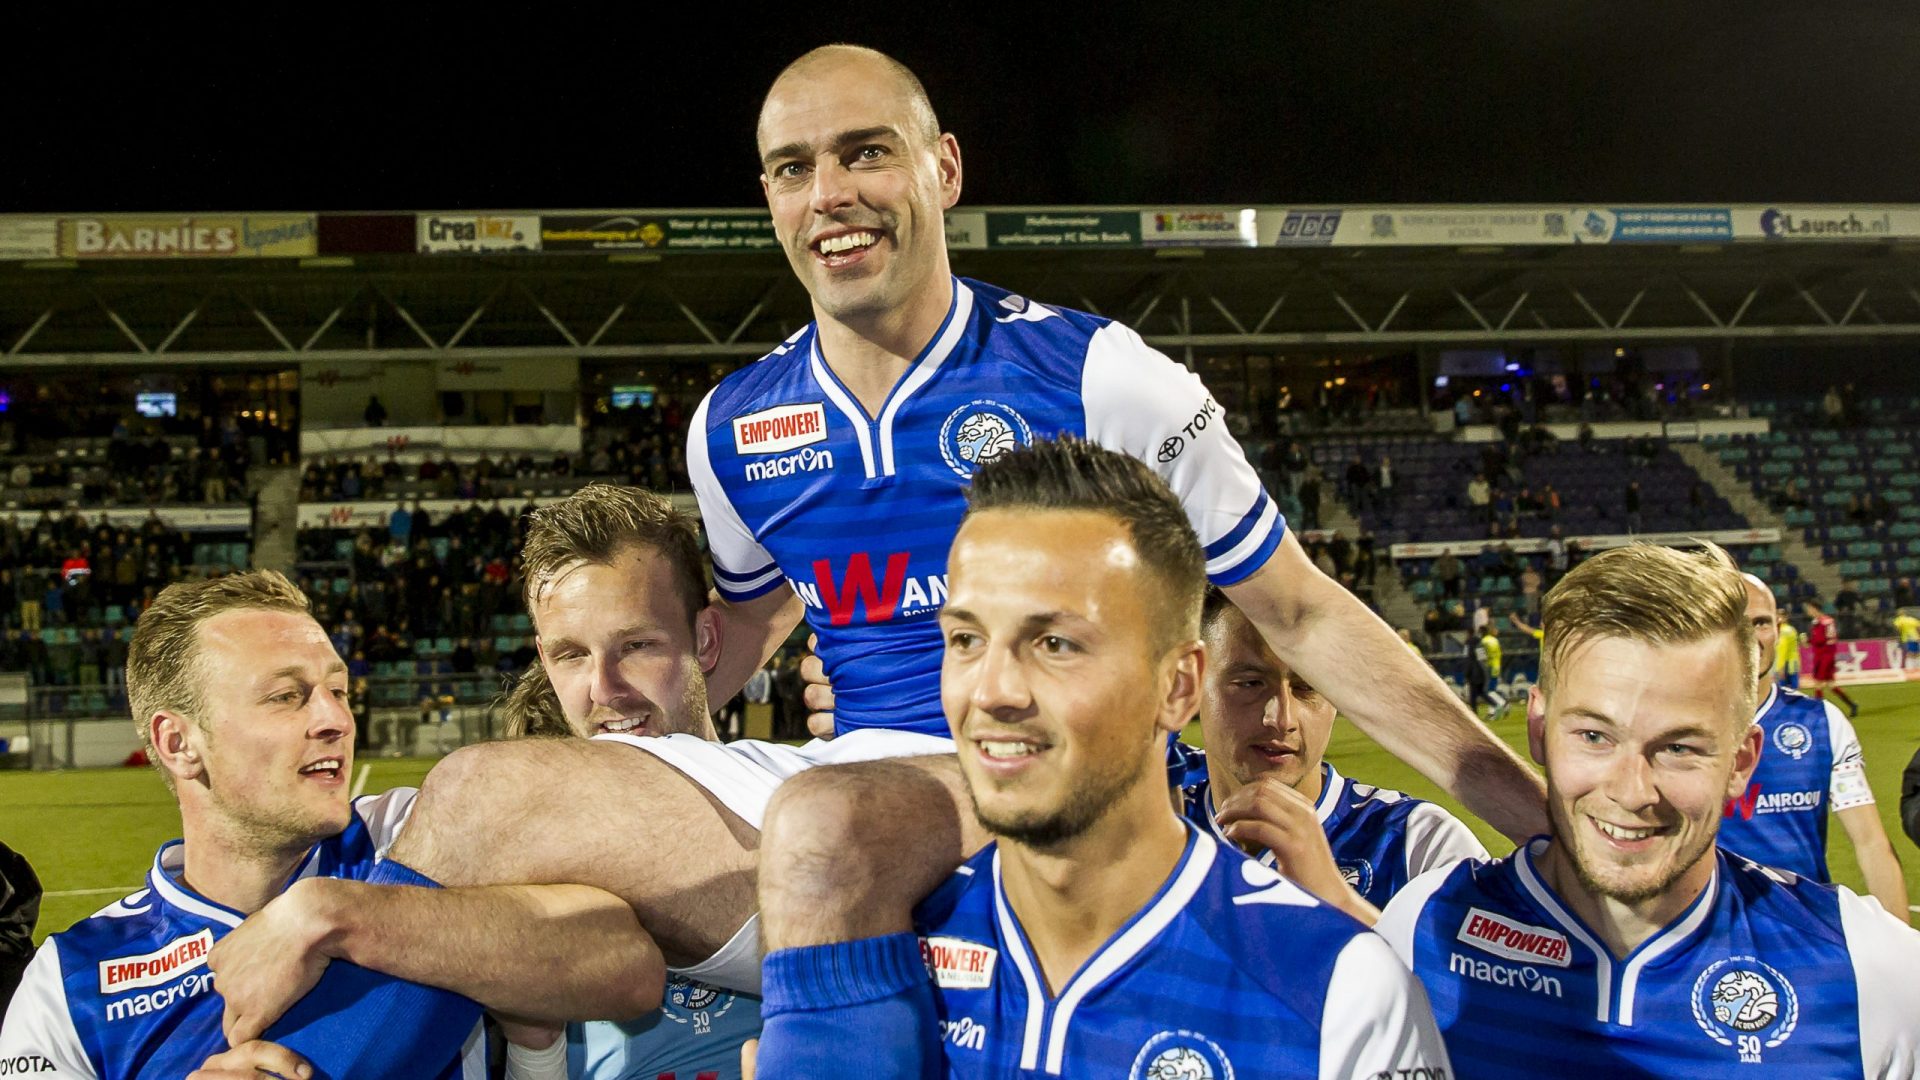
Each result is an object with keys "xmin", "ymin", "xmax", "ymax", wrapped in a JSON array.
[
  {"xmin": 444, "ymin": 285, "xmax": 504, "ymax": 349},
  {"xmin": 92, "ymin": 293, "xmax": 149, "ymax": 354},
  {"xmin": 7, "ymin": 309, "xmax": 53, "ymax": 355}
]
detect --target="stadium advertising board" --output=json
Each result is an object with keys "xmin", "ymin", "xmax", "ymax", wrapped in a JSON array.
[
  {"xmin": 1390, "ymin": 527, "xmax": 1780, "ymax": 561},
  {"xmin": 1735, "ymin": 206, "xmax": 1920, "ymax": 241},
  {"xmin": 540, "ymin": 212, "xmax": 778, "ymax": 252},
  {"xmin": 1572, "ymin": 207, "xmax": 1735, "ymax": 243},
  {"xmin": 1821, "ymin": 639, "xmax": 1914, "ymax": 685},
  {"xmin": 0, "ymin": 217, "xmax": 59, "ymax": 259},
  {"xmin": 57, "ymin": 215, "xmax": 318, "ymax": 259},
  {"xmin": 986, "ymin": 211, "xmax": 1138, "ymax": 248},
  {"xmin": 1140, "ymin": 209, "xmax": 1258, "ymax": 247},
  {"xmin": 417, "ymin": 214, "xmax": 541, "ymax": 254},
  {"xmin": 944, "ymin": 210, "xmax": 987, "ymax": 250},
  {"xmin": 0, "ymin": 507, "xmax": 248, "ymax": 530}
]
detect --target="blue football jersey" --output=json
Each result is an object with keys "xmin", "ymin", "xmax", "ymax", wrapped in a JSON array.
[
  {"xmin": 1719, "ymin": 684, "xmax": 1875, "ymax": 882},
  {"xmin": 690, "ymin": 278, "xmax": 1284, "ymax": 735},
  {"xmin": 567, "ymin": 976, "xmax": 762, "ymax": 1080},
  {"xmin": 910, "ymin": 825, "xmax": 1449, "ymax": 1078},
  {"xmin": 1183, "ymin": 761, "xmax": 1488, "ymax": 907},
  {"xmin": 0, "ymin": 790, "xmax": 486, "ymax": 1080},
  {"xmin": 1376, "ymin": 839, "xmax": 1920, "ymax": 1077}
]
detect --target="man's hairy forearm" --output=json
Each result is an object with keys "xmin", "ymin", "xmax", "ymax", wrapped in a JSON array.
[
  {"xmin": 312, "ymin": 880, "xmax": 664, "ymax": 1022},
  {"xmin": 1228, "ymin": 549, "xmax": 1546, "ymax": 842}
]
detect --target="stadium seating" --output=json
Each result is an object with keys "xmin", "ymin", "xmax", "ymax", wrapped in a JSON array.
[{"xmin": 1721, "ymin": 394, "xmax": 1920, "ymax": 621}]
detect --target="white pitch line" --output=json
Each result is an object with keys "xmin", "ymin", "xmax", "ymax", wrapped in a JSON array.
[
  {"xmin": 350, "ymin": 762, "xmax": 371, "ymax": 799},
  {"xmin": 47, "ymin": 886, "xmax": 138, "ymax": 898}
]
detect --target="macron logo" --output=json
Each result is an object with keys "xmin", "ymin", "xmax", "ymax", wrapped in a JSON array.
[
  {"xmin": 99, "ymin": 929, "xmax": 214, "ymax": 994},
  {"xmin": 1457, "ymin": 908, "xmax": 1571, "ymax": 968},
  {"xmin": 921, "ymin": 935, "xmax": 997, "ymax": 990},
  {"xmin": 732, "ymin": 403, "xmax": 827, "ymax": 455}
]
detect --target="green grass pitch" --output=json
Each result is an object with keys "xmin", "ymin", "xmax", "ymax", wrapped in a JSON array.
[{"xmin": 8, "ymin": 683, "xmax": 1919, "ymax": 946}]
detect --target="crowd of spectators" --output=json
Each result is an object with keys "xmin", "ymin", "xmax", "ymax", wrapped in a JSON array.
[
  {"xmin": 294, "ymin": 499, "xmax": 539, "ymax": 680},
  {"xmin": 0, "ymin": 511, "xmax": 209, "ymax": 687},
  {"xmin": 2, "ymin": 417, "xmax": 252, "ymax": 510}
]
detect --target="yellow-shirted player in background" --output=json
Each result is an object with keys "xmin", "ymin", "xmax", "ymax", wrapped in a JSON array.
[
  {"xmin": 1894, "ymin": 609, "xmax": 1920, "ymax": 672},
  {"xmin": 1777, "ymin": 614, "xmax": 1802, "ymax": 689}
]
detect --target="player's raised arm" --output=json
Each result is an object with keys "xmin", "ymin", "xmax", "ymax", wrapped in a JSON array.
[{"xmin": 1225, "ymin": 532, "xmax": 1547, "ymax": 842}]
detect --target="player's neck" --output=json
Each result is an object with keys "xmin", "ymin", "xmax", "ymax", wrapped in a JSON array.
[
  {"xmin": 812, "ymin": 272, "xmax": 955, "ymax": 418},
  {"xmin": 179, "ymin": 808, "xmax": 315, "ymax": 916},
  {"xmin": 1206, "ymin": 760, "xmax": 1325, "ymax": 816},
  {"xmin": 1540, "ymin": 840, "xmax": 1717, "ymax": 961},
  {"xmin": 998, "ymin": 781, "xmax": 1190, "ymax": 997}
]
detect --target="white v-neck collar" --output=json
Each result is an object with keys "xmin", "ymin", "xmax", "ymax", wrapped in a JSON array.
[
  {"xmin": 991, "ymin": 827, "xmax": 1217, "ymax": 1074},
  {"xmin": 809, "ymin": 279, "xmax": 975, "ymax": 479}
]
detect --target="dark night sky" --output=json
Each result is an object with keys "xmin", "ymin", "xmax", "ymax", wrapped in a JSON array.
[{"xmin": 8, "ymin": 2, "xmax": 1919, "ymax": 213}]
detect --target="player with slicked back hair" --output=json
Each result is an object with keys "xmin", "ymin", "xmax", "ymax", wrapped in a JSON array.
[
  {"xmin": 1377, "ymin": 544, "xmax": 1920, "ymax": 1078},
  {"xmin": 755, "ymin": 439, "xmax": 1451, "ymax": 1078}
]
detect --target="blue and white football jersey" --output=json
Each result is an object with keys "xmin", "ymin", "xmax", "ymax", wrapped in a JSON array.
[
  {"xmin": 1183, "ymin": 761, "xmax": 1488, "ymax": 907},
  {"xmin": 690, "ymin": 278, "xmax": 1284, "ymax": 735},
  {"xmin": 1719, "ymin": 684, "xmax": 1875, "ymax": 882},
  {"xmin": 910, "ymin": 824, "xmax": 1449, "ymax": 1078},
  {"xmin": 567, "ymin": 977, "xmax": 762, "ymax": 1080},
  {"xmin": 1376, "ymin": 839, "xmax": 1920, "ymax": 1077},
  {"xmin": 0, "ymin": 790, "xmax": 485, "ymax": 1080}
]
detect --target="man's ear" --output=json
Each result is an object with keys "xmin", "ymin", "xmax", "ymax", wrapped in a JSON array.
[
  {"xmin": 1728, "ymin": 722, "xmax": 1765, "ymax": 798},
  {"xmin": 1525, "ymin": 685, "xmax": 1549, "ymax": 767},
  {"xmin": 696, "ymin": 607, "xmax": 722, "ymax": 676},
  {"xmin": 1157, "ymin": 639, "xmax": 1205, "ymax": 737},
  {"xmin": 151, "ymin": 710, "xmax": 205, "ymax": 785}
]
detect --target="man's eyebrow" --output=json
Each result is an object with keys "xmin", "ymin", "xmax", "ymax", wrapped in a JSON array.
[
  {"xmin": 761, "ymin": 126, "xmax": 905, "ymax": 168},
  {"xmin": 260, "ymin": 660, "xmax": 347, "ymax": 686}
]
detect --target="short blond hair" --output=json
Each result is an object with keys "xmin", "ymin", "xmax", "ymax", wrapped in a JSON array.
[
  {"xmin": 126, "ymin": 570, "xmax": 312, "ymax": 786},
  {"xmin": 1539, "ymin": 542, "xmax": 1756, "ymax": 718}
]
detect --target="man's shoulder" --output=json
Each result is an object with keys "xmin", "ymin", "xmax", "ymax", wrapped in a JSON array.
[
  {"xmin": 47, "ymin": 883, "xmax": 177, "ymax": 959},
  {"xmin": 1182, "ymin": 844, "xmax": 1376, "ymax": 1001},
  {"xmin": 697, "ymin": 325, "xmax": 821, "ymax": 429},
  {"xmin": 1719, "ymin": 851, "xmax": 1850, "ymax": 944}
]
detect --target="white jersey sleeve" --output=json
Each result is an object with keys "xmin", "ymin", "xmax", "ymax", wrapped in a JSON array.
[
  {"xmin": 1824, "ymin": 702, "xmax": 1876, "ymax": 811},
  {"xmin": 354, "ymin": 785, "xmax": 419, "ymax": 855},
  {"xmin": 1080, "ymin": 321, "xmax": 1282, "ymax": 585},
  {"xmin": 0, "ymin": 943, "xmax": 97, "ymax": 1078},
  {"xmin": 1402, "ymin": 802, "xmax": 1491, "ymax": 880},
  {"xmin": 1372, "ymin": 863, "xmax": 1456, "ymax": 965},
  {"xmin": 1838, "ymin": 885, "xmax": 1920, "ymax": 1077},
  {"xmin": 686, "ymin": 390, "xmax": 780, "ymax": 601},
  {"xmin": 1316, "ymin": 932, "xmax": 1451, "ymax": 1080},
  {"xmin": 502, "ymin": 1035, "xmax": 569, "ymax": 1080}
]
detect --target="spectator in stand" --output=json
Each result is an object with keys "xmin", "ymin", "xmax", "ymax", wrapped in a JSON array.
[
  {"xmin": 1824, "ymin": 385, "xmax": 1845, "ymax": 429},
  {"xmin": 1624, "ymin": 480, "xmax": 1642, "ymax": 531},
  {"xmin": 389, "ymin": 501, "xmax": 413, "ymax": 545},
  {"xmin": 365, "ymin": 394, "xmax": 389, "ymax": 427},
  {"xmin": 1298, "ymin": 466, "xmax": 1323, "ymax": 531},
  {"xmin": 1896, "ymin": 578, "xmax": 1918, "ymax": 609},
  {"xmin": 1344, "ymin": 456, "xmax": 1372, "ymax": 513},
  {"xmin": 1433, "ymin": 550, "xmax": 1463, "ymax": 599},
  {"xmin": 1519, "ymin": 563, "xmax": 1543, "ymax": 617},
  {"xmin": 1846, "ymin": 493, "xmax": 1871, "ymax": 527},
  {"xmin": 1376, "ymin": 453, "xmax": 1395, "ymax": 512},
  {"xmin": 1466, "ymin": 475, "xmax": 1490, "ymax": 518},
  {"xmin": 1835, "ymin": 580, "xmax": 1863, "ymax": 640},
  {"xmin": 1687, "ymin": 481, "xmax": 1707, "ymax": 528}
]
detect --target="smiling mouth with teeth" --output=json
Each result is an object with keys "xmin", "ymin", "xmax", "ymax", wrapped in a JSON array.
[
  {"xmin": 299, "ymin": 759, "xmax": 343, "ymax": 778},
  {"xmin": 598, "ymin": 716, "xmax": 648, "ymax": 735},
  {"xmin": 1592, "ymin": 819, "xmax": 1665, "ymax": 842},
  {"xmin": 816, "ymin": 231, "xmax": 879, "ymax": 255},
  {"xmin": 978, "ymin": 740, "xmax": 1043, "ymax": 760}
]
